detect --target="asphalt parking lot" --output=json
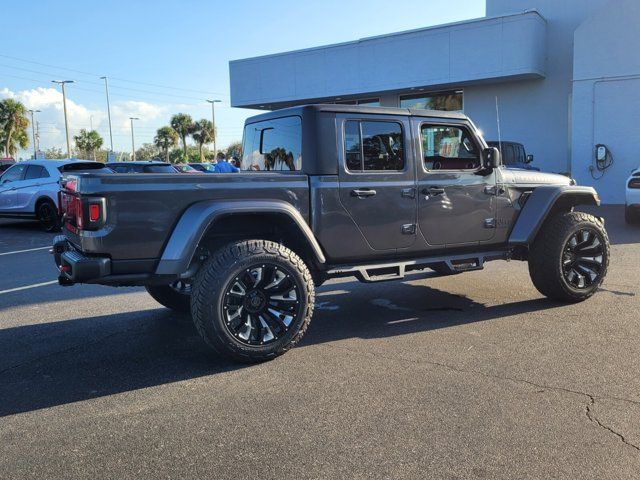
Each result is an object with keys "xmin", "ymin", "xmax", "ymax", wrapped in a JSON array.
[{"xmin": 1, "ymin": 206, "xmax": 639, "ymax": 479}]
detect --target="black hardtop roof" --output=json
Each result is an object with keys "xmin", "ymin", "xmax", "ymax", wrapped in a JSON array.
[{"xmin": 244, "ymin": 104, "xmax": 468, "ymax": 125}]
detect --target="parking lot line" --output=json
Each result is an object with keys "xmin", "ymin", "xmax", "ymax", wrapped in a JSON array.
[
  {"xmin": 0, "ymin": 246, "xmax": 50, "ymax": 256},
  {"xmin": 0, "ymin": 280, "xmax": 58, "ymax": 295}
]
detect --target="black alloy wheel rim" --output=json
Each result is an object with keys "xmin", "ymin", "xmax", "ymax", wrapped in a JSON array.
[
  {"xmin": 561, "ymin": 228, "xmax": 605, "ymax": 289},
  {"xmin": 222, "ymin": 264, "xmax": 300, "ymax": 346},
  {"xmin": 39, "ymin": 203, "xmax": 56, "ymax": 229}
]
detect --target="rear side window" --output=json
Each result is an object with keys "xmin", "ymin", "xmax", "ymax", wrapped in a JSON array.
[
  {"xmin": 242, "ymin": 116, "xmax": 302, "ymax": 171},
  {"xmin": 344, "ymin": 120, "xmax": 404, "ymax": 172},
  {"xmin": 0, "ymin": 164, "xmax": 27, "ymax": 184},
  {"xmin": 24, "ymin": 165, "xmax": 50, "ymax": 180}
]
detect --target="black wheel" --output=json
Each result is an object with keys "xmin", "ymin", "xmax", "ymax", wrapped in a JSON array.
[
  {"xmin": 191, "ymin": 239, "xmax": 315, "ymax": 363},
  {"xmin": 37, "ymin": 200, "xmax": 60, "ymax": 232},
  {"xmin": 146, "ymin": 280, "xmax": 192, "ymax": 313},
  {"xmin": 529, "ymin": 211, "xmax": 609, "ymax": 302},
  {"xmin": 625, "ymin": 205, "xmax": 639, "ymax": 224}
]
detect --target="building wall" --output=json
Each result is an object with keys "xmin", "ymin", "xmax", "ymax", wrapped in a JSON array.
[
  {"xmin": 571, "ymin": 0, "xmax": 640, "ymax": 203},
  {"xmin": 460, "ymin": 0, "xmax": 608, "ymax": 174}
]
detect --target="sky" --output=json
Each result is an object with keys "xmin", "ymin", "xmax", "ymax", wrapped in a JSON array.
[{"xmin": 1, "ymin": 0, "xmax": 485, "ymax": 159}]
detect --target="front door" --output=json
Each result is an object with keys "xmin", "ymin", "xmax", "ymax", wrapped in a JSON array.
[
  {"xmin": 0, "ymin": 163, "xmax": 27, "ymax": 212},
  {"xmin": 414, "ymin": 121, "xmax": 497, "ymax": 246},
  {"xmin": 338, "ymin": 117, "xmax": 417, "ymax": 251}
]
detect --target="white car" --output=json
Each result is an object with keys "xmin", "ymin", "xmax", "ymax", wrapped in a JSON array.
[
  {"xmin": 0, "ymin": 159, "xmax": 111, "ymax": 231},
  {"xmin": 626, "ymin": 166, "xmax": 640, "ymax": 224}
]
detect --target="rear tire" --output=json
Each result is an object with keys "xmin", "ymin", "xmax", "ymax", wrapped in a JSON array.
[
  {"xmin": 37, "ymin": 200, "xmax": 60, "ymax": 232},
  {"xmin": 528, "ymin": 211, "xmax": 609, "ymax": 302},
  {"xmin": 191, "ymin": 239, "xmax": 315, "ymax": 363},
  {"xmin": 146, "ymin": 281, "xmax": 191, "ymax": 313}
]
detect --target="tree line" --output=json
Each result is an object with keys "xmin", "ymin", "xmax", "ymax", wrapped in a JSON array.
[{"xmin": 0, "ymin": 98, "xmax": 241, "ymax": 162}]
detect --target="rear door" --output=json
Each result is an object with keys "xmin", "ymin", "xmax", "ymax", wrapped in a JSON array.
[
  {"xmin": 414, "ymin": 120, "xmax": 497, "ymax": 246},
  {"xmin": 16, "ymin": 165, "xmax": 54, "ymax": 211},
  {"xmin": 337, "ymin": 116, "xmax": 417, "ymax": 251},
  {"xmin": 0, "ymin": 163, "xmax": 27, "ymax": 212}
]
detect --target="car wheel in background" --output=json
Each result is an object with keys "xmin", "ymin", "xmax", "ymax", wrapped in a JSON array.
[
  {"xmin": 146, "ymin": 281, "xmax": 192, "ymax": 314},
  {"xmin": 36, "ymin": 200, "xmax": 60, "ymax": 232},
  {"xmin": 625, "ymin": 205, "xmax": 639, "ymax": 225}
]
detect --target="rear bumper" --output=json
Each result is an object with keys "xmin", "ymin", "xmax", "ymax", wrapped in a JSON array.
[{"xmin": 52, "ymin": 235, "xmax": 111, "ymax": 285}]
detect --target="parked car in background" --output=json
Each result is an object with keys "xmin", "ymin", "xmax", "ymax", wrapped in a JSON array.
[
  {"xmin": 1, "ymin": 158, "xmax": 15, "ymax": 173},
  {"xmin": 625, "ymin": 166, "xmax": 640, "ymax": 224},
  {"xmin": 0, "ymin": 159, "xmax": 111, "ymax": 231},
  {"xmin": 105, "ymin": 161, "xmax": 178, "ymax": 174},
  {"xmin": 172, "ymin": 163, "xmax": 199, "ymax": 173},
  {"xmin": 188, "ymin": 162, "xmax": 217, "ymax": 173},
  {"xmin": 486, "ymin": 141, "xmax": 540, "ymax": 171}
]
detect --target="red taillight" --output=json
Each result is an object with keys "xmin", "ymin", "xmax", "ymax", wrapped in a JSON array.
[
  {"xmin": 89, "ymin": 203, "xmax": 101, "ymax": 222},
  {"xmin": 628, "ymin": 178, "xmax": 640, "ymax": 189}
]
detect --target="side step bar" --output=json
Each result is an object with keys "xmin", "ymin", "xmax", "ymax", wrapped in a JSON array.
[{"xmin": 326, "ymin": 250, "xmax": 510, "ymax": 283}]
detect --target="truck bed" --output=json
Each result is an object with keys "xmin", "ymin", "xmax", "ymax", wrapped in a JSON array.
[{"xmin": 62, "ymin": 172, "xmax": 310, "ymax": 262}]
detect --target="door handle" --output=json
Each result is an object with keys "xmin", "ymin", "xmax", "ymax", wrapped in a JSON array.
[
  {"xmin": 422, "ymin": 187, "xmax": 445, "ymax": 196},
  {"xmin": 351, "ymin": 189, "xmax": 377, "ymax": 198}
]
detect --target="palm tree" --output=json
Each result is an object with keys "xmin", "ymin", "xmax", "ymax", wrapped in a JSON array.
[
  {"xmin": 154, "ymin": 126, "xmax": 178, "ymax": 162},
  {"xmin": 73, "ymin": 129, "xmax": 104, "ymax": 160},
  {"xmin": 170, "ymin": 113, "xmax": 194, "ymax": 158},
  {"xmin": 0, "ymin": 99, "xmax": 30, "ymax": 157},
  {"xmin": 191, "ymin": 119, "xmax": 215, "ymax": 162}
]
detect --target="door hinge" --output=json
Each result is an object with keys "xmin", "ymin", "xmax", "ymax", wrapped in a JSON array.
[
  {"xmin": 402, "ymin": 223, "xmax": 416, "ymax": 234},
  {"xmin": 484, "ymin": 218, "xmax": 496, "ymax": 229},
  {"xmin": 484, "ymin": 185, "xmax": 505, "ymax": 196},
  {"xmin": 401, "ymin": 188, "xmax": 416, "ymax": 199}
]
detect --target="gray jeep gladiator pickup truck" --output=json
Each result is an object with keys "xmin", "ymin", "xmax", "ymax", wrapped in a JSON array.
[{"xmin": 52, "ymin": 105, "xmax": 609, "ymax": 362}]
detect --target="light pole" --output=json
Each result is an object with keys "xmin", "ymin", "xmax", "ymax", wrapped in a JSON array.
[
  {"xmin": 100, "ymin": 76, "xmax": 114, "ymax": 154},
  {"xmin": 52, "ymin": 80, "xmax": 74, "ymax": 159},
  {"xmin": 28, "ymin": 109, "xmax": 41, "ymax": 159},
  {"xmin": 206, "ymin": 99, "xmax": 221, "ymax": 157},
  {"xmin": 129, "ymin": 117, "xmax": 139, "ymax": 161}
]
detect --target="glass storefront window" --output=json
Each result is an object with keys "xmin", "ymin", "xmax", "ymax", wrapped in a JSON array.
[{"xmin": 400, "ymin": 90, "xmax": 463, "ymax": 112}]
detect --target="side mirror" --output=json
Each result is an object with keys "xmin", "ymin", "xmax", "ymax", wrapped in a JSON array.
[
  {"xmin": 526, "ymin": 154, "xmax": 534, "ymax": 163},
  {"xmin": 482, "ymin": 147, "xmax": 501, "ymax": 169}
]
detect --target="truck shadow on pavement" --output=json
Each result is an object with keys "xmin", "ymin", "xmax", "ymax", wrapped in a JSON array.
[{"xmin": 0, "ymin": 281, "xmax": 562, "ymax": 418}]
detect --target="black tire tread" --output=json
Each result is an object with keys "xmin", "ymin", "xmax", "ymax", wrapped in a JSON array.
[
  {"xmin": 528, "ymin": 211, "xmax": 609, "ymax": 302},
  {"xmin": 191, "ymin": 239, "xmax": 315, "ymax": 362}
]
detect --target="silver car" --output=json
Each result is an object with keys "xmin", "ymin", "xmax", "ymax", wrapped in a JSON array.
[{"xmin": 0, "ymin": 159, "xmax": 111, "ymax": 231}]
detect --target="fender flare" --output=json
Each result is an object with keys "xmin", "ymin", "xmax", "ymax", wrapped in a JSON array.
[
  {"xmin": 508, "ymin": 185, "xmax": 600, "ymax": 245},
  {"xmin": 155, "ymin": 200, "xmax": 326, "ymax": 275}
]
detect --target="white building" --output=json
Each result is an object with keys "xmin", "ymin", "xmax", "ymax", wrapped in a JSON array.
[{"xmin": 230, "ymin": 0, "xmax": 640, "ymax": 203}]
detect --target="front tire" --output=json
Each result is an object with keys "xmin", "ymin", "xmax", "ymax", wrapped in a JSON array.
[
  {"xmin": 625, "ymin": 205, "xmax": 639, "ymax": 224},
  {"xmin": 191, "ymin": 240, "xmax": 315, "ymax": 363},
  {"xmin": 146, "ymin": 281, "xmax": 192, "ymax": 313},
  {"xmin": 528, "ymin": 211, "xmax": 609, "ymax": 302}
]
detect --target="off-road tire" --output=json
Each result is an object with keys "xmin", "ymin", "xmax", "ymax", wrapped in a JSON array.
[
  {"xmin": 528, "ymin": 211, "xmax": 609, "ymax": 302},
  {"xmin": 191, "ymin": 239, "xmax": 315, "ymax": 363},
  {"xmin": 37, "ymin": 199, "xmax": 60, "ymax": 232},
  {"xmin": 146, "ymin": 283, "xmax": 191, "ymax": 313}
]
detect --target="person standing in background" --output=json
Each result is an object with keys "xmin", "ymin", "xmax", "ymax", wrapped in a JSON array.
[{"xmin": 213, "ymin": 151, "xmax": 239, "ymax": 173}]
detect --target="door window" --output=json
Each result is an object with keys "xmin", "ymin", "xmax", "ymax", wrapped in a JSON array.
[
  {"xmin": 24, "ymin": 165, "xmax": 50, "ymax": 180},
  {"xmin": 420, "ymin": 125, "xmax": 480, "ymax": 170},
  {"xmin": 344, "ymin": 121, "xmax": 404, "ymax": 172},
  {"xmin": 0, "ymin": 164, "xmax": 27, "ymax": 184}
]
